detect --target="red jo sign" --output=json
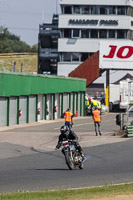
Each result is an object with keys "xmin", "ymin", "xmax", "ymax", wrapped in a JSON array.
[
  {"xmin": 103, "ymin": 45, "xmax": 133, "ymax": 59},
  {"xmin": 100, "ymin": 41, "xmax": 133, "ymax": 69}
]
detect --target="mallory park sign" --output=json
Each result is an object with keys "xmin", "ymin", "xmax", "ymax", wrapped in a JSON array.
[{"xmin": 69, "ymin": 19, "xmax": 118, "ymax": 26}]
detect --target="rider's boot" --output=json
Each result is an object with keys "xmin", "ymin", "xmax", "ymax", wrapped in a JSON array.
[{"xmin": 80, "ymin": 151, "xmax": 85, "ymax": 161}]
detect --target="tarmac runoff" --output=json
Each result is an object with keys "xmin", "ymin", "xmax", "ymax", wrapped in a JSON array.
[{"xmin": 0, "ymin": 117, "xmax": 130, "ymax": 153}]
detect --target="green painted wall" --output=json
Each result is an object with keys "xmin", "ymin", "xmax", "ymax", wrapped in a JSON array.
[{"xmin": 0, "ymin": 72, "xmax": 86, "ymax": 97}]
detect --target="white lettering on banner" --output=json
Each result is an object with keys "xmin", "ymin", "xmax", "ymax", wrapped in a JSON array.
[{"xmin": 99, "ymin": 41, "xmax": 133, "ymax": 70}]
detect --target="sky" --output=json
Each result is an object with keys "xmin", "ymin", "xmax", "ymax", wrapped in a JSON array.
[
  {"xmin": 0, "ymin": 0, "xmax": 133, "ymax": 83},
  {"xmin": 0, "ymin": 0, "xmax": 59, "ymax": 46}
]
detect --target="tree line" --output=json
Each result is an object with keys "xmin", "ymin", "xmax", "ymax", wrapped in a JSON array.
[{"xmin": 0, "ymin": 26, "xmax": 38, "ymax": 53}]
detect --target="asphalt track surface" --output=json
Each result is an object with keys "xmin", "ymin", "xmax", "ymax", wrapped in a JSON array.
[{"xmin": 0, "ymin": 113, "xmax": 133, "ymax": 193}]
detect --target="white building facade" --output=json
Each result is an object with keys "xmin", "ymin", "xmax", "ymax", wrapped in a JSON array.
[{"xmin": 58, "ymin": 0, "xmax": 133, "ymax": 76}]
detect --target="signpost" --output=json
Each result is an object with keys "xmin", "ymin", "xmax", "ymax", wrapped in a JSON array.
[{"xmin": 99, "ymin": 40, "xmax": 133, "ymax": 107}]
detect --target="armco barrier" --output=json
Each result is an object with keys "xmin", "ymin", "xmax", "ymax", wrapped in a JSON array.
[{"xmin": 125, "ymin": 125, "xmax": 133, "ymax": 137}]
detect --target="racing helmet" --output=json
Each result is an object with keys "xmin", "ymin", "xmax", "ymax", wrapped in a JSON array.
[{"xmin": 60, "ymin": 125, "xmax": 69, "ymax": 135}]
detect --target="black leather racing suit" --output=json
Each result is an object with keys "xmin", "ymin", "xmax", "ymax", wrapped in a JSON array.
[{"xmin": 56, "ymin": 130, "xmax": 83, "ymax": 155}]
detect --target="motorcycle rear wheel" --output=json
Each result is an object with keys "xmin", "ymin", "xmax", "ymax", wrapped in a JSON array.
[{"xmin": 64, "ymin": 151, "xmax": 75, "ymax": 170}]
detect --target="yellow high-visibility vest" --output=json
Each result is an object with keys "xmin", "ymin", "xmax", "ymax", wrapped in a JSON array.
[{"xmin": 92, "ymin": 99, "xmax": 101, "ymax": 109}]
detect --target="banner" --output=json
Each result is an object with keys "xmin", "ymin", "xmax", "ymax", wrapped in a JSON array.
[{"xmin": 99, "ymin": 40, "xmax": 133, "ymax": 69}]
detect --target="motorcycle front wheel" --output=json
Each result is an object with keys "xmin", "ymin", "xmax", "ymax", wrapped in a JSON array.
[{"xmin": 64, "ymin": 151, "xmax": 75, "ymax": 170}]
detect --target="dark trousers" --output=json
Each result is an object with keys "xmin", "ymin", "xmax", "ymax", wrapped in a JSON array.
[
  {"xmin": 94, "ymin": 122, "xmax": 101, "ymax": 136},
  {"xmin": 65, "ymin": 121, "xmax": 72, "ymax": 131}
]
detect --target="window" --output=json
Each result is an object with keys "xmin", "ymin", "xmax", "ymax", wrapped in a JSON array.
[
  {"xmin": 127, "ymin": 7, "xmax": 131, "ymax": 16},
  {"xmin": 81, "ymin": 53, "xmax": 89, "ymax": 61},
  {"xmin": 109, "ymin": 6, "xmax": 116, "ymax": 14},
  {"xmin": 61, "ymin": 53, "xmax": 81, "ymax": 62},
  {"xmin": 73, "ymin": 5, "xmax": 80, "ymax": 14},
  {"xmin": 127, "ymin": 7, "xmax": 133, "ymax": 16},
  {"xmin": 82, "ymin": 6, "xmax": 90, "ymax": 14},
  {"xmin": 72, "ymin": 29, "xmax": 80, "ymax": 38},
  {"xmin": 81, "ymin": 30, "xmax": 89, "ymax": 38},
  {"xmin": 61, "ymin": 5, "xmax": 133, "ymax": 16},
  {"xmin": 91, "ymin": 6, "xmax": 99, "ymax": 14},
  {"xmin": 117, "ymin": 6, "xmax": 126, "ymax": 15},
  {"xmin": 117, "ymin": 30, "xmax": 126, "ymax": 38},
  {"xmin": 125, "ymin": 6, "xmax": 128, "ymax": 15},
  {"xmin": 90, "ymin": 29, "xmax": 98, "ymax": 38},
  {"xmin": 64, "ymin": 29, "xmax": 71, "ymax": 38},
  {"xmin": 63, "ymin": 53, "xmax": 71, "ymax": 61},
  {"xmin": 127, "ymin": 30, "xmax": 132, "ymax": 39},
  {"xmin": 64, "ymin": 6, "xmax": 72, "ymax": 14},
  {"xmin": 72, "ymin": 53, "xmax": 80, "ymax": 61},
  {"xmin": 131, "ymin": 7, "xmax": 133, "ymax": 17},
  {"xmin": 132, "ymin": 31, "xmax": 133, "ymax": 40},
  {"xmin": 99, "ymin": 30, "xmax": 107, "ymax": 38},
  {"xmin": 108, "ymin": 30, "xmax": 115, "ymax": 38},
  {"xmin": 40, "ymin": 36, "xmax": 51, "ymax": 48},
  {"xmin": 100, "ymin": 6, "xmax": 108, "ymax": 15}
]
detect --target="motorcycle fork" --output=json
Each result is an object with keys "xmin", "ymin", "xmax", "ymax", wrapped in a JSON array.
[{"xmin": 70, "ymin": 150, "xmax": 74, "ymax": 160}]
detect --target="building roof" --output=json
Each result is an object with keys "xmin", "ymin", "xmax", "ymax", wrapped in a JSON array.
[
  {"xmin": 86, "ymin": 83, "xmax": 104, "ymax": 96},
  {"xmin": 113, "ymin": 73, "xmax": 133, "ymax": 84},
  {"xmin": 69, "ymin": 51, "xmax": 99, "ymax": 86},
  {"xmin": 0, "ymin": 72, "xmax": 86, "ymax": 97}
]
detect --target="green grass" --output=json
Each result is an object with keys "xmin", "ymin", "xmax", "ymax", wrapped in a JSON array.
[
  {"xmin": 0, "ymin": 183, "xmax": 133, "ymax": 200},
  {"xmin": 0, "ymin": 53, "xmax": 37, "ymax": 73}
]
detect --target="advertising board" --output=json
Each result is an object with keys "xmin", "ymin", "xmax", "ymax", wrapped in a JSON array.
[{"xmin": 99, "ymin": 40, "xmax": 133, "ymax": 69}]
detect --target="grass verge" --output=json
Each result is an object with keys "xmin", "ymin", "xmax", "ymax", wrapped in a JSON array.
[
  {"xmin": 0, "ymin": 183, "xmax": 133, "ymax": 200},
  {"xmin": 0, "ymin": 53, "xmax": 37, "ymax": 73}
]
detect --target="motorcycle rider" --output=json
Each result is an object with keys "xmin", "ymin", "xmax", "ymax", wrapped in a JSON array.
[{"xmin": 55, "ymin": 126, "xmax": 85, "ymax": 161}]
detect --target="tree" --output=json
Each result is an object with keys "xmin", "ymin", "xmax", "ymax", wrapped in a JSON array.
[
  {"xmin": 0, "ymin": 26, "xmax": 37, "ymax": 53},
  {"xmin": 31, "ymin": 44, "xmax": 38, "ymax": 52}
]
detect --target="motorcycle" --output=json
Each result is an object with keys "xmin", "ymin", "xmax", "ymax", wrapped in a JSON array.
[{"xmin": 60, "ymin": 139, "xmax": 84, "ymax": 170}]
